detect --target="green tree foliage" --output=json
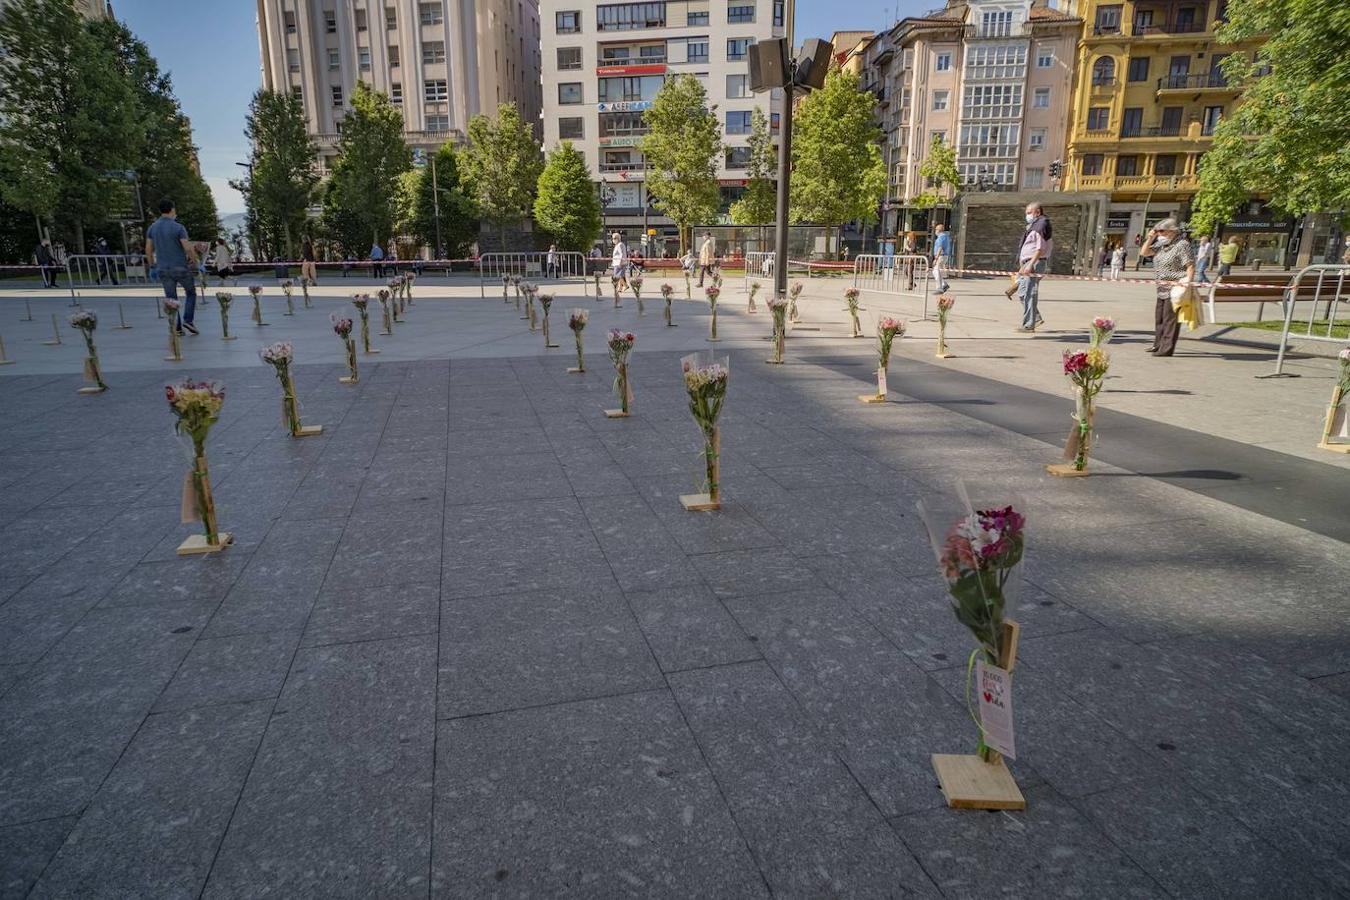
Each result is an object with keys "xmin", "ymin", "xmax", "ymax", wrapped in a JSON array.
[
  {"xmin": 322, "ymin": 81, "xmax": 409, "ymax": 252},
  {"xmin": 533, "ymin": 141, "xmax": 602, "ymax": 252},
  {"xmin": 729, "ymin": 107, "xmax": 776, "ymax": 226},
  {"xmin": 463, "ymin": 102, "xmax": 543, "ymax": 249},
  {"xmin": 234, "ymin": 90, "xmax": 317, "ymax": 258},
  {"xmin": 0, "ymin": 0, "xmax": 140, "ymax": 251},
  {"xmin": 789, "ymin": 66, "xmax": 886, "ymax": 232},
  {"xmin": 402, "ymin": 143, "xmax": 479, "ymax": 257},
  {"xmin": 1192, "ymin": 0, "xmax": 1350, "ymax": 234},
  {"xmin": 913, "ymin": 135, "xmax": 960, "ymax": 209},
  {"xmin": 639, "ymin": 75, "xmax": 722, "ymax": 252}
]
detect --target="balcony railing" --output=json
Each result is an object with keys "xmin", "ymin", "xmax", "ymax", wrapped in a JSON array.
[
  {"xmin": 1134, "ymin": 20, "xmax": 1206, "ymax": 36},
  {"xmin": 1121, "ymin": 125, "xmax": 1183, "ymax": 138},
  {"xmin": 599, "ymin": 161, "xmax": 643, "ymax": 172},
  {"xmin": 598, "ymin": 55, "xmax": 667, "ymax": 67},
  {"xmin": 1156, "ymin": 72, "xmax": 1231, "ymax": 91},
  {"xmin": 1090, "ymin": 77, "xmax": 1117, "ymax": 90}
]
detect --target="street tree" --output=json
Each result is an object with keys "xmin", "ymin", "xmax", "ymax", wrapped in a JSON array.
[
  {"xmin": 789, "ymin": 65, "xmax": 886, "ymax": 249},
  {"xmin": 234, "ymin": 89, "xmax": 318, "ymax": 258},
  {"xmin": 462, "ymin": 102, "xmax": 543, "ymax": 250},
  {"xmin": 0, "ymin": 0, "xmax": 140, "ymax": 251},
  {"xmin": 639, "ymin": 74, "xmax": 722, "ymax": 252},
  {"xmin": 913, "ymin": 135, "xmax": 960, "ymax": 210},
  {"xmin": 1192, "ymin": 0, "xmax": 1350, "ymax": 234},
  {"xmin": 534, "ymin": 141, "xmax": 602, "ymax": 253},
  {"xmin": 322, "ymin": 81, "xmax": 409, "ymax": 251},
  {"xmin": 729, "ymin": 107, "xmax": 776, "ymax": 227},
  {"xmin": 403, "ymin": 143, "xmax": 478, "ymax": 257}
]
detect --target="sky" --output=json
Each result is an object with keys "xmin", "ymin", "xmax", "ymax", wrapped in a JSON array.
[{"xmin": 111, "ymin": 0, "xmax": 935, "ymax": 218}]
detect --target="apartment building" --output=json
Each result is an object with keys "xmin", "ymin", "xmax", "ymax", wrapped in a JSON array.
[
  {"xmin": 862, "ymin": 0, "xmax": 1079, "ymax": 236},
  {"xmin": 1064, "ymin": 0, "xmax": 1271, "ymax": 261},
  {"xmin": 256, "ymin": 0, "xmax": 543, "ymax": 171},
  {"xmin": 539, "ymin": 0, "xmax": 785, "ymax": 251}
]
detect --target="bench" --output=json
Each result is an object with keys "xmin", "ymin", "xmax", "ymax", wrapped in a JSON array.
[{"xmin": 1202, "ymin": 272, "xmax": 1345, "ymax": 325}]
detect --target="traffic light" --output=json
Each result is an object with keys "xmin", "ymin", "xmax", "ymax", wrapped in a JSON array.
[{"xmin": 1048, "ymin": 159, "xmax": 1063, "ymax": 179}]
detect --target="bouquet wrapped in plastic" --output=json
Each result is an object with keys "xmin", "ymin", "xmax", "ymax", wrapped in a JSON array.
[
  {"xmin": 260, "ymin": 341, "xmax": 319, "ymax": 436},
  {"xmin": 844, "ymin": 288, "xmax": 862, "ymax": 338},
  {"xmin": 766, "ymin": 295, "xmax": 788, "ymax": 364},
  {"xmin": 1052, "ymin": 348, "xmax": 1110, "ymax": 474},
  {"xmin": 606, "ymin": 329, "xmax": 636, "ymax": 416},
  {"xmin": 163, "ymin": 298, "xmax": 182, "ymax": 361},
  {"xmin": 69, "ymin": 310, "xmax": 106, "ymax": 392},
  {"xmin": 215, "ymin": 292, "xmax": 236, "ymax": 340},
  {"xmin": 538, "ymin": 293, "xmax": 558, "ymax": 347},
  {"xmin": 166, "ymin": 378, "xmax": 230, "ymax": 552},
  {"xmin": 705, "ymin": 285, "xmax": 721, "ymax": 342},
  {"xmin": 567, "ymin": 308, "xmax": 588, "ymax": 373},
  {"xmin": 1319, "ymin": 347, "xmax": 1350, "ymax": 451},
  {"xmin": 680, "ymin": 351, "xmax": 729, "ymax": 511},
  {"xmin": 332, "ymin": 313, "xmax": 358, "ymax": 384},
  {"xmin": 936, "ymin": 295, "xmax": 955, "ymax": 357},
  {"xmin": 1089, "ymin": 316, "xmax": 1115, "ymax": 348},
  {"xmin": 281, "ymin": 279, "xmax": 295, "ymax": 315},
  {"xmin": 661, "ymin": 283, "xmax": 676, "ymax": 326},
  {"xmin": 248, "ymin": 284, "xmax": 267, "ymax": 325},
  {"xmin": 747, "ymin": 280, "xmax": 759, "ymax": 313}
]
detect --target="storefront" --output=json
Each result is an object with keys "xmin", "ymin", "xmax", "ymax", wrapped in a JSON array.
[{"xmin": 1217, "ymin": 211, "xmax": 1297, "ymax": 268}]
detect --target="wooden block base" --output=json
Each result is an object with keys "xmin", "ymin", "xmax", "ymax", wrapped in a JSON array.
[
  {"xmin": 679, "ymin": 492, "xmax": 721, "ymax": 512},
  {"xmin": 339, "ymin": 376, "xmax": 357, "ymax": 384},
  {"xmin": 604, "ymin": 409, "xmax": 630, "ymax": 418},
  {"xmin": 378, "ymin": 330, "xmax": 392, "ymax": 336},
  {"xmin": 935, "ymin": 352, "xmax": 955, "ymax": 359},
  {"xmin": 858, "ymin": 394, "xmax": 886, "ymax": 404},
  {"xmin": 176, "ymin": 532, "xmax": 233, "ymax": 556},
  {"xmin": 931, "ymin": 753, "xmax": 1026, "ymax": 810},
  {"xmin": 567, "ymin": 367, "xmax": 585, "ymax": 374},
  {"xmin": 364, "ymin": 348, "xmax": 381, "ymax": 354},
  {"xmin": 163, "ymin": 356, "xmax": 182, "ymax": 362},
  {"xmin": 115, "ymin": 324, "xmax": 132, "ymax": 330},
  {"xmin": 765, "ymin": 359, "xmax": 784, "ymax": 365},
  {"xmin": 706, "ymin": 338, "xmax": 721, "ymax": 343},
  {"xmin": 545, "ymin": 342, "xmax": 560, "ymax": 348},
  {"xmin": 42, "ymin": 340, "xmax": 60, "ymax": 346},
  {"xmin": 293, "ymin": 424, "xmax": 323, "ymax": 437},
  {"xmin": 1045, "ymin": 462, "xmax": 1089, "ymax": 477},
  {"xmin": 221, "ymin": 335, "xmax": 237, "ymax": 341},
  {"xmin": 78, "ymin": 386, "xmax": 107, "ymax": 394},
  {"xmin": 1318, "ymin": 441, "xmax": 1350, "ymax": 454},
  {"xmin": 792, "ymin": 325, "xmax": 820, "ymax": 331},
  {"xmin": 666, "ymin": 323, "xmax": 678, "ymax": 327},
  {"xmin": 0, "ymin": 359, "xmax": 15, "ymax": 366}
]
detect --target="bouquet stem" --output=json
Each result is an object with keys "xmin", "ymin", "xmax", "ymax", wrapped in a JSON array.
[
  {"xmin": 665, "ymin": 297, "xmax": 674, "ymax": 326},
  {"xmin": 80, "ymin": 333, "xmax": 106, "ymax": 391},
  {"xmin": 703, "ymin": 427, "xmax": 720, "ymax": 503},
  {"xmin": 573, "ymin": 332, "xmax": 585, "ymax": 372},
  {"xmin": 193, "ymin": 442, "xmax": 220, "ymax": 545},
  {"xmin": 166, "ymin": 317, "xmax": 182, "ymax": 361},
  {"xmin": 937, "ymin": 314, "xmax": 951, "ymax": 358},
  {"xmin": 220, "ymin": 309, "xmax": 233, "ymax": 340},
  {"xmin": 1320, "ymin": 383, "xmax": 1350, "ymax": 451},
  {"xmin": 341, "ymin": 337, "xmax": 359, "ymax": 384},
  {"xmin": 594, "ymin": 271, "xmax": 602, "ymax": 298},
  {"xmin": 709, "ymin": 306, "xmax": 719, "ymax": 341},
  {"xmin": 283, "ymin": 368, "xmax": 302, "ymax": 436}
]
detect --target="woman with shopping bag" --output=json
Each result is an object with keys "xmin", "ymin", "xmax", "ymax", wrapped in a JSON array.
[{"xmin": 1138, "ymin": 218, "xmax": 1196, "ymax": 357}]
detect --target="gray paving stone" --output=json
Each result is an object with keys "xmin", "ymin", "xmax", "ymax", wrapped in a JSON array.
[
  {"xmin": 689, "ymin": 547, "xmax": 823, "ymax": 599},
  {"xmin": 30, "ymin": 701, "xmax": 271, "ymax": 899},
  {"xmin": 301, "ymin": 580, "xmax": 439, "ymax": 648},
  {"xmin": 204, "ymin": 635, "xmax": 436, "ymax": 898},
  {"xmin": 325, "ymin": 500, "xmax": 443, "ymax": 589},
  {"xmin": 669, "ymin": 662, "xmax": 941, "ymax": 898},
  {"xmin": 98, "ymin": 553, "xmax": 252, "ymax": 610},
  {"xmin": 444, "ymin": 450, "xmax": 574, "ymax": 505},
  {"xmin": 0, "ymin": 565, "xmax": 126, "ymax": 664},
  {"xmin": 154, "ymin": 631, "xmax": 299, "ymax": 712},
  {"xmin": 0, "ymin": 816, "xmax": 76, "ymax": 900},
  {"xmin": 624, "ymin": 585, "xmax": 761, "ymax": 673},
  {"xmin": 439, "ymin": 585, "xmax": 663, "ymax": 718},
  {"xmin": 432, "ymin": 691, "xmax": 766, "ymax": 897}
]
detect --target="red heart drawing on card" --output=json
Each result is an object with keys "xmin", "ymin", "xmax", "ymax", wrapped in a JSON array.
[{"xmin": 982, "ymin": 691, "xmax": 992, "ymax": 703}]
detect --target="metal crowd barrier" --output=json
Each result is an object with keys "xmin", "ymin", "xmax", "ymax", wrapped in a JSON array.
[
  {"xmin": 1267, "ymin": 264, "xmax": 1350, "ymax": 377},
  {"xmin": 477, "ymin": 251, "xmax": 586, "ymax": 297},
  {"xmin": 852, "ymin": 254, "xmax": 931, "ymax": 318}
]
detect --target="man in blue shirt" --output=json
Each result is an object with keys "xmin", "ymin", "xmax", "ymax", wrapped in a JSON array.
[
  {"xmin": 931, "ymin": 223, "xmax": 952, "ymax": 293},
  {"xmin": 370, "ymin": 242, "xmax": 385, "ymax": 279},
  {"xmin": 145, "ymin": 198, "xmax": 199, "ymax": 334}
]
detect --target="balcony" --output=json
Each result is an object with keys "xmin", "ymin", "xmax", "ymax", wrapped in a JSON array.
[
  {"xmin": 1090, "ymin": 78, "xmax": 1117, "ymax": 92},
  {"xmin": 1133, "ymin": 20, "xmax": 1208, "ymax": 36},
  {"xmin": 1156, "ymin": 72, "xmax": 1235, "ymax": 93},
  {"xmin": 598, "ymin": 55, "xmax": 667, "ymax": 67},
  {"xmin": 1121, "ymin": 125, "xmax": 1183, "ymax": 138}
]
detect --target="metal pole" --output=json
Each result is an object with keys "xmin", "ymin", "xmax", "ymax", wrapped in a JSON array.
[
  {"xmin": 773, "ymin": 0, "xmax": 796, "ymax": 301},
  {"xmin": 431, "ymin": 152, "xmax": 443, "ymax": 259}
]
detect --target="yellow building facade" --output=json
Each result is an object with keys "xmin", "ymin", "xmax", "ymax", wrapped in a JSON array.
[{"xmin": 1064, "ymin": 0, "xmax": 1264, "ymax": 261}]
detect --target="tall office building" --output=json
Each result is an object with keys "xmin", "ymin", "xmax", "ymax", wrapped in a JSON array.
[
  {"xmin": 256, "ymin": 0, "xmax": 543, "ymax": 172},
  {"xmin": 538, "ymin": 0, "xmax": 786, "ymax": 253}
]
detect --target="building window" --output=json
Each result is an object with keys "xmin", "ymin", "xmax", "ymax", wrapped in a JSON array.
[
  {"xmin": 291, "ymin": 85, "xmax": 303, "ymax": 102},
  {"xmin": 559, "ymin": 117, "xmax": 584, "ymax": 139},
  {"xmin": 958, "ymin": 124, "xmax": 1020, "ymax": 158},
  {"xmin": 1202, "ymin": 105, "xmax": 1223, "ymax": 135},
  {"xmin": 1024, "ymin": 167, "xmax": 1043, "ymax": 188},
  {"xmin": 726, "ymin": 73, "xmax": 749, "ymax": 98},
  {"xmin": 354, "ymin": 9, "xmax": 367, "ymax": 31},
  {"xmin": 980, "ymin": 10, "xmax": 1013, "ymax": 37},
  {"xmin": 385, "ymin": 6, "xmax": 397, "ymax": 30},
  {"xmin": 1091, "ymin": 57, "xmax": 1115, "ymax": 85},
  {"xmin": 935, "ymin": 52, "xmax": 951, "ymax": 72},
  {"xmin": 390, "ymin": 82, "xmax": 402, "ymax": 103},
  {"xmin": 726, "ymin": 110, "xmax": 752, "ymax": 134},
  {"xmin": 962, "ymin": 83, "xmax": 1022, "ymax": 119},
  {"xmin": 725, "ymin": 146, "xmax": 751, "ymax": 169},
  {"xmin": 389, "ymin": 45, "xmax": 400, "ymax": 67},
  {"xmin": 558, "ymin": 82, "xmax": 583, "ymax": 104},
  {"xmin": 287, "ymin": 49, "xmax": 300, "ymax": 72},
  {"xmin": 1116, "ymin": 154, "xmax": 1139, "ymax": 176},
  {"xmin": 1094, "ymin": 4, "xmax": 1121, "ymax": 33},
  {"xmin": 424, "ymin": 79, "xmax": 448, "ymax": 102},
  {"xmin": 1033, "ymin": 87, "xmax": 1050, "ymax": 108},
  {"xmin": 596, "ymin": 2, "xmax": 667, "ymax": 31},
  {"xmin": 556, "ymin": 10, "xmax": 581, "ymax": 32},
  {"xmin": 331, "ymin": 84, "xmax": 344, "ymax": 107},
  {"xmin": 1121, "ymin": 107, "xmax": 1143, "ymax": 136},
  {"xmin": 599, "ymin": 74, "xmax": 665, "ymax": 101},
  {"xmin": 964, "ymin": 44, "xmax": 1027, "ymax": 80},
  {"xmin": 773, "ymin": 0, "xmax": 783, "ymax": 26},
  {"xmin": 328, "ymin": 49, "xmax": 340, "ymax": 70},
  {"xmin": 358, "ymin": 47, "xmax": 371, "ymax": 70},
  {"xmin": 1081, "ymin": 154, "xmax": 1103, "ymax": 176},
  {"xmin": 1028, "ymin": 127, "xmax": 1046, "ymax": 150},
  {"xmin": 688, "ymin": 41, "xmax": 709, "ymax": 62},
  {"xmin": 557, "ymin": 47, "xmax": 582, "ymax": 69},
  {"xmin": 599, "ymin": 110, "xmax": 648, "ymax": 136},
  {"xmin": 1154, "ymin": 153, "xmax": 1178, "ymax": 176},
  {"xmin": 929, "ymin": 129, "xmax": 946, "ymax": 145},
  {"xmin": 283, "ymin": 10, "xmax": 296, "ymax": 33},
  {"xmin": 427, "ymin": 115, "xmax": 449, "ymax": 132},
  {"xmin": 1086, "ymin": 107, "xmax": 1109, "ymax": 130},
  {"xmin": 932, "ymin": 90, "xmax": 949, "ymax": 111},
  {"xmin": 1127, "ymin": 56, "xmax": 1149, "ymax": 82},
  {"xmin": 727, "ymin": 38, "xmax": 750, "ymax": 61},
  {"xmin": 1036, "ymin": 48, "xmax": 1053, "ymax": 68},
  {"xmin": 324, "ymin": 10, "xmax": 337, "ymax": 33},
  {"xmin": 420, "ymin": 3, "xmax": 443, "ymax": 25},
  {"xmin": 728, "ymin": 5, "xmax": 755, "ymax": 23},
  {"xmin": 688, "ymin": 9, "xmax": 709, "ymax": 25},
  {"xmin": 423, "ymin": 41, "xmax": 446, "ymax": 64}
]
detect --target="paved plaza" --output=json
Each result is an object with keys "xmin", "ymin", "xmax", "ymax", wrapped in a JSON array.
[{"xmin": 1, "ymin": 272, "xmax": 1348, "ymax": 898}]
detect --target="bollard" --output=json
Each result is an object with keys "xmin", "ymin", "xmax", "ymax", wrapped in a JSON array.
[
  {"xmin": 42, "ymin": 313, "xmax": 62, "ymax": 346},
  {"xmin": 116, "ymin": 302, "xmax": 132, "ymax": 329},
  {"xmin": 0, "ymin": 334, "xmax": 14, "ymax": 365}
]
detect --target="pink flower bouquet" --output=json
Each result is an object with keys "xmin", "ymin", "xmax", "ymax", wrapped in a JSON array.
[{"xmin": 607, "ymin": 329, "xmax": 636, "ymax": 415}]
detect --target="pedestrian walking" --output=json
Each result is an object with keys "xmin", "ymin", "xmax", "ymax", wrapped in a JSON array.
[
  {"xmin": 369, "ymin": 241, "xmax": 385, "ymax": 279},
  {"xmin": 697, "ymin": 232, "xmax": 715, "ymax": 286},
  {"xmin": 1110, "ymin": 244, "xmax": 1125, "ymax": 281},
  {"xmin": 931, "ymin": 223, "xmax": 952, "ymax": 293},
  {"xmin": 301, "ymin": 236, "xmax": 317, "ymax": 284},
  {"xmin": 213, "ymin": 238, "xmax": 235, "ymax": 284},
  {"xmin": 1217, "ymin": 235, "xmax": 1240, "ymax": 276},
  {"xmin": 145, "ymin": 197, "xmax": 200, "ymax": 335},
  {"xmin": 1014, "ymin": 202, "xmax": 1052, "ymax": 332},
  {"xmin": 35, "ymin": 239, "xmax": 59, "ymax": 288},
  {"xmin": 1139, "ymin": 218, "xmax": 1195, "ymax": 358},
  {"xmin": 610, "ymin": 232, "xmax": 630, "ymax": 291},
  {"xmin": 1195, "ymin": 234, "xmax": 1213, "ymax": 283},
  {"xmin": 546, "ymin": 244, "xmax": 559, "ymax": 279}
]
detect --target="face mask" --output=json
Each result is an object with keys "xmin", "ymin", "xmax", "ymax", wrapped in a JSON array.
[
  {"xmin": 1154, "ymin": 235, "xmax": 1170, "ymax": 246},
  {"xmin": 1025, "ymin": 214, "xmax": 1035, "ymax": 224}
]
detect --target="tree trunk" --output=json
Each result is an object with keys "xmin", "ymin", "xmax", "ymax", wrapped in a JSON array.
[
  {"xmin": 73, "ymin": 220, "xmax": 86, "ymax": 255},
  {"xmin": 283, "ymin": 221, "xmax": 294, "ymax": 261}
]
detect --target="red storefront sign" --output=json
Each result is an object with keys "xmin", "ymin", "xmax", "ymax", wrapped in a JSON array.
[{"xmin": 595, "ymin": 64, "xmax": 668, "ymax": 76}]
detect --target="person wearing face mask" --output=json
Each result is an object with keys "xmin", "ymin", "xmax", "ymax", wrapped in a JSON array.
[
  {"xmin": 1013, "ymin": 203, "xmax": 1052, "ymax": 332},
  {"xmin": 1138, "ymin": 218, "xmax": 1195, "ymax": 357}
]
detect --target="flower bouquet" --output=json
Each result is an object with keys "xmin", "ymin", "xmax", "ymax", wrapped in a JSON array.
[
  {"xmin": 377, "ymin": 288, "xmax": 394, "ymax": 335},
  {"xmin": 747, "ymin": 280, "xmax": 759, "ymax": 313},
  {"xmin": 679, "ymin": 351, "xmax": 729, "ymax": 511},
  {"xmin": 261, "ymin": 341, "xmax": 321, "ymax": 437},
  {"xmin": 301, "ymin": 275, "xmax": 313, "ymax": 308},
  {"xmin": 163, "ymin": 298, "xmax": 183, "ymax": 361},
  {"xmin": 705, "ymin": 285, "xmax": 721, "ymax": 342},
  {"xmin": 281, "ymin": 279, "xmax": 295, "ymax": 316},
  {"xmin": 936, "ymin": 294, "xmax": 955, "ymax": 358},
  {"xmin": 605, "ymin": 329, "xmax": 636, "ymax": 417},
  {"xmin": 917, "ymin": 486, "xmax": 1027, "ymax": 807},
  {"xmin": 511, "ymin": 274, "xmax": 523, "ymax": 309},
  {"xmin": 332, "ymin": 312, "xmax": 358, "ymax": 384},
  {"xmin": 248, "ymin": 284, "xmax": 268, "ymax": 325},
  {"xmin": 594, "ymin": 269, "xmax": 603, "ymax": 299},
  {"xmin": 166, "ymin": 378, "xmax": 231, "ymax": 554},
  {"xmin": 69, "ymin": 310, "xmax": 106, "ymax": 392},
  {"xmin": 684, "ymin": 269, "xmax": 691, "ymax": 299},
  {"xmin": 788, "ymin": 281, "xmax": 803, "ymax": 323},
  {"xmin": 1318, "ymin": 347, "xmax": 1350, "ymax": 453},
  {"xmin": 523, "ymin": 281, "xmax": 538, "ymax": 330},
  {"xmin": 352, "ymin": 293, "xmax": 378, "ymax": 354},
  {"xmin": 1089, "ymin": 316, "xmax": 1115, "ymax": 348},
  {"xmin": 631, "ymin": 274, "xmax": 645, "ymax": 316},
  {"xmin": 539, "ymin": 293, "xmax": 558, "ymax": 347},
  {"xmin": 861, "ymin": 316, "xmax": 905, "ymax": 403},
  {"xmin": 611, "ymin": 273, "xmax": 623, "ymax": 308},
  {"xmin": 766, "ymin": 295, "xmax": 788, "ymax": 364},
  {"xmin": 403, "ymin": 272, "xmax": 415, "ymax": 305},
  {"xmin": 1049, "ymin": 348, "xmax": 1109, "ymax": 476},
  {"xmin": 661, "ymin": 283, "xmax": 676, "ymax": 326},
  {"xmin": 567, "ymin": 308, "xmax": 588, "ymax": 373},
  {"xmin": 844, "ymin": 287, "xmax": 862, "ymax": 338},
  {"xmin": 502, "ymin": 273, "xmax": 511, "ymax": 303},
  {"xmin": 388, "ymin": 278, "xmax": 405, "ymax": 319},
  {"xmin": 215, "ymin": 292, "xmax": 237, "ymax": 340}
]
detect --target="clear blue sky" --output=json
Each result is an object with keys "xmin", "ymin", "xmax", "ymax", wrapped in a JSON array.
[{"xmin": 111, "ymin": 0, "xmax": 932, "ymax": 217}]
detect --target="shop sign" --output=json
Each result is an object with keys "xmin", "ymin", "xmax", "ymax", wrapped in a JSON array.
[
  {"xmin": 1105, "ymin": 215, "xmax": 1132, "ymax": 230},
  {"xmin": 597, "ymin": 101, "xmax": 654, "ymax": 112},
  {"xmin": 596, "ymin": 64, "xmax": 666, "ymax": 76},
  {"xmin": 599, "ymin": 136, "xmax": 642, "ymax": 147}
]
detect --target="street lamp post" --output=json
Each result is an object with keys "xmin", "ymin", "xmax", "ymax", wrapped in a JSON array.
[{"xmin": 772, "ymin": 2, "xmax": 796, "ymax": 302}]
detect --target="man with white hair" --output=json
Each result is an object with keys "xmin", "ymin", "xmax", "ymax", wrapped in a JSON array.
[
  {"xmin": 610, "ymin": 232, "xmax": 630, "ymax": 291},
  {"xmin": 1014, "ymin": 202, "xmax": 1052, "ymax": 332},
  {"xmin": 697, "ymin": 231, "xmax": 716, "ymax": 286}
]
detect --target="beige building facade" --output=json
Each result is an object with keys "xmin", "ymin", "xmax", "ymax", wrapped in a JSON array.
[{"xmin": 256, "ymin": 0, "xmax": 542, "ymax": 169}]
